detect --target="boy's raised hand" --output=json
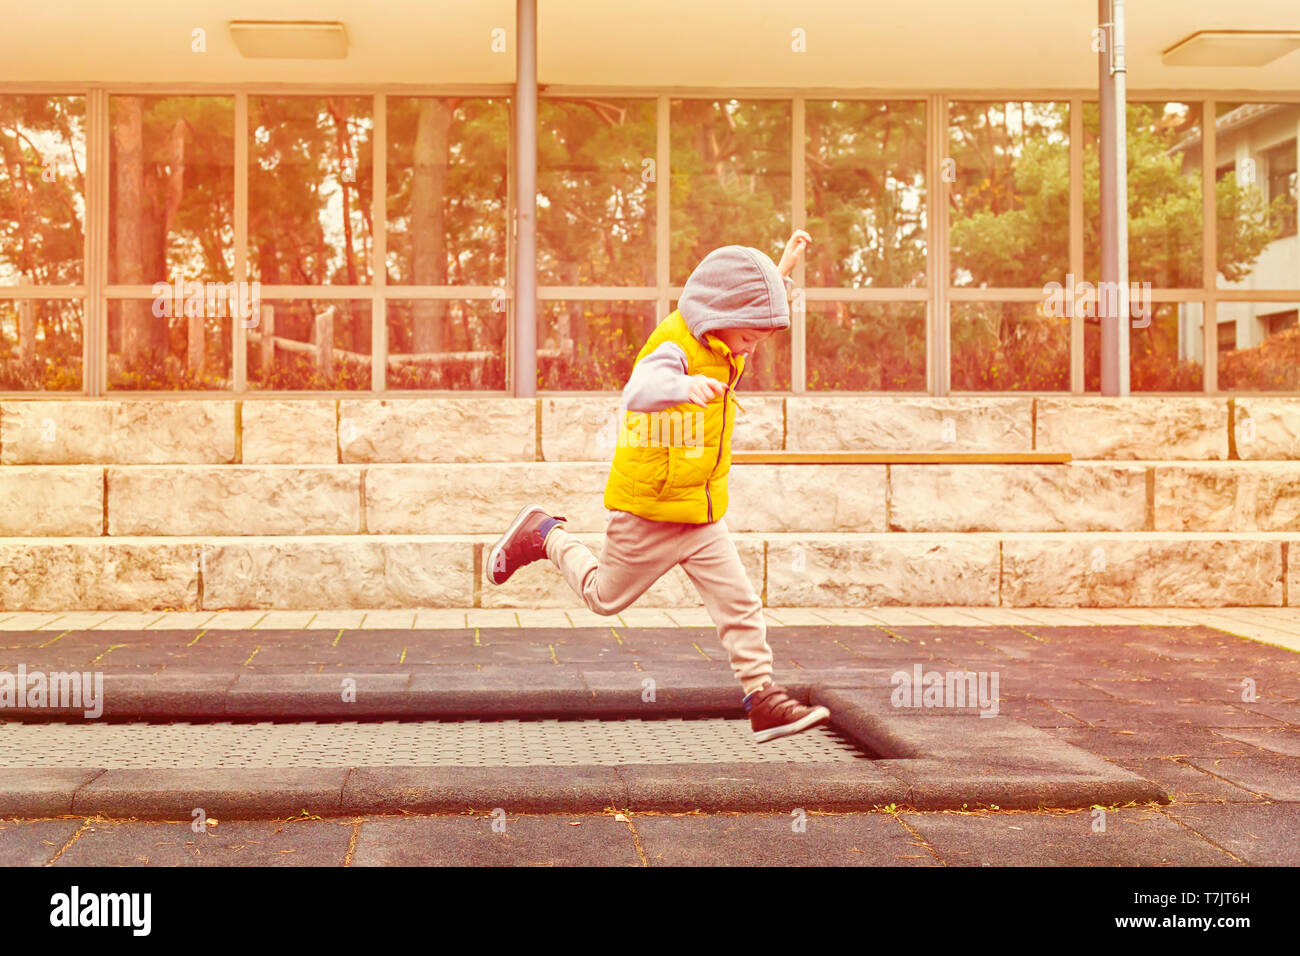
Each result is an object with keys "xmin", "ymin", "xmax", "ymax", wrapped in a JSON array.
[
  {"xmin": 777, "ymin": 229, "xmax": 812, "ymax": 278},
  {"xmin": 686, "ymin": 374, "xmax": 727, "ymax": 407}
]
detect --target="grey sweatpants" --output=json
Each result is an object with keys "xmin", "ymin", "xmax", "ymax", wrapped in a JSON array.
[{"xmin": 544, "ymin": 511, "xmax": 774, "ymax": 695}]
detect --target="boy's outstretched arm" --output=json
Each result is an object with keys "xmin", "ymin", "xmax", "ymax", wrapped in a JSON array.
[
  {"xmin": 777, "ymin": 229, "xmax": 811, "ymax": 278},
  {"xmin": 622, "ymin": 342, "xmax": 726, "ymax": 413}
]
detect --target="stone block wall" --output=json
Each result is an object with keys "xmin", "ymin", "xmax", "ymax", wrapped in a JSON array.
[{"xmin": 0, "ymin": 395, "xmax": 1296, "ymax": 610}]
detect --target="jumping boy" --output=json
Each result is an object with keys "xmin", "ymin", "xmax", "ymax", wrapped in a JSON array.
[{"xmin": 487, "ymin": 231, "xmax": 831, "ymax": 743}]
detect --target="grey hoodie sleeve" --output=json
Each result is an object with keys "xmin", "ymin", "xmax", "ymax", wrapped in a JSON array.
[{"xmin": 621, "ymin": 341, "xmax": 693, "ymax": 413}]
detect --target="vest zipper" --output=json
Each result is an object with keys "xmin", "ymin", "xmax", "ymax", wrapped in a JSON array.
[{"xmin": 705, "ymin": 359, "xmax": 740, "ymax": 523}]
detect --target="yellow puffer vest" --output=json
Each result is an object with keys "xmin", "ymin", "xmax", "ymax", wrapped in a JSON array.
[{"xmin": 604, "ymin": 311, "xmax": 744, "ymax": 524}]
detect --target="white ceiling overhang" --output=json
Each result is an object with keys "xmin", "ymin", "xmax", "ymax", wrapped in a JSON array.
[{"xmin": 2, "ymin": 0, "xmax": 1299, "ymax": 91}]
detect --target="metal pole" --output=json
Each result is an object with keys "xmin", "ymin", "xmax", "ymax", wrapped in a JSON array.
[
  {"xmin": 1098, "ymin": 0, "xmax": 1130, "ymax": 395},
  {"xmin": 513, "ymin": 0, "xmax": 538, "ymax": 397}
]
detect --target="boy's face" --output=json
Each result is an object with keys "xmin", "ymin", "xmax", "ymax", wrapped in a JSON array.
[{"xmin": 711, "ymin": 327, "xmax": 774, "ymax": 356}]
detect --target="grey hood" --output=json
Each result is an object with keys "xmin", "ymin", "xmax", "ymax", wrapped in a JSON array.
[{"xmin": 678, "ymin": 245, "xmax": 791, "ymax": 342}]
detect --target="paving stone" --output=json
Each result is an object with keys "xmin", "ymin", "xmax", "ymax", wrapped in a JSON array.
[
  {"xmin": 226, "ymin": 673, "xmax": 412, "ymax": 718},
  {"xmin": 1162, "ymin": 804, "xmax": 1300, "ymax": 865},
  {"xmin": 633, "ymin": 812, "xmax": 936, "ymax": 866},
  {"xmin": 1113, "ymin": 659, "xmax": 1298, "ymax": 683},
  {"xmin": 51, "ymin": 819, "xmax": 354, "ymax": 866},
  {"xmin": 416, "ymin": 641, "xmax": 563, "ymax": 665},
  {"xmin": 1080, "ymin": 677, "xmax": 1265, "ymax": 704},
  {"xmin": 813, "ymin": 687, "xmax": 1073, "ymax": 759},
  {"xmin": 993, "ymin": 676, "xmax": 1121, "ymax": 700},
  {"xmin": 999, "ymin": 699, "xmax": 1092, "ymax": 728},
  {"xmin": 1212, "ymin": 727, "xmax": 1300, "ymax": 758},
  {"xmin": 615, "ymin": 761, "xmax": 895, "ymax": 811},
  {"xmin": 1181, "ymin": 755, "xmax": 1300, "ymax": 801},
  {"xmin": 0, "ymin": 819, "xmax": 87, "ymax": 865},
  {"xmin": 1052, "ymin": 699, "xmax": 1288, "ymax": 729},
  {"xmin": 342, "ymin": 767, "xmax": 625, "ymax": 814},
  {"xmin": 73, "ymin": 769, "xmax": 348, "ymax": 819},
  {"xmin": 901, "ymin": 807, "xmax": 1235, "ymax": 865},
  {"xmin": 1112, "ymin": 758, "xmax": 1265, "ymax": 804},
  {"xmin": 1236, "ymin": 698, "xmax": 1300, "ymax": 726},
  {"xmin": 351, "ymin": 814, "xmax": 640, "ymax": 866},
  {"xmin": 577, "ymin": 667, "xmax": 743, "ymax": 716},
  {"xmin": 96, "ymin": 672, "xmax": 238, "ymax": 719},
  {"xmin": 403, "ymin": 669, "xmax": 588, "ymax": 717},
  {"xmin": 1045, "ymin": 726, "xmax": 1284, "ymax": 761},
  {"xmin": 878, "ymin": 758, "xmax": 1167, "ymax": 810},
  {"xmin": 0, "ymin": 769, "xmax": 103, "ymax": 816}
]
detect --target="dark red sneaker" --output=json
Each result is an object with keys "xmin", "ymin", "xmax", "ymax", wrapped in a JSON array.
[
  {"xmin": 486, "ymin": 505, "xmax": 565, "ymax": 586},
  {"xmin": 745, "ymin": 684, "xmax": 831, "ymax": 743}
]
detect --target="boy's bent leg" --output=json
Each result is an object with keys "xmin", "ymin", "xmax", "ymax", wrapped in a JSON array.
[
  {"xmin": 677, "ymin": 520, "xmax": 773, "ymax": 696},
  {"xmin": 544, "ymin": 511, "xmax": 682, "ymax": 616}
]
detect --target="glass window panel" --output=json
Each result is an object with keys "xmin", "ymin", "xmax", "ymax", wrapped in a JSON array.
[
  {"xmin": 1213, "ymin": 104, "xmax": 1299, "ymax": 291},
  {"xmin": 806, "ymin": 301, "xmax": 926, "ymax": 390},
  {"xmin": 806, "ymin": 101, "xmax": 926, "ymax": 288},
  {"xmin": 387, "ymin": 97, "xmax": 508, "ymax": 288},
  {"xmin": 250, "ymin": 97, "xmax": 373, "ymax": 284},
  {"xmin": 737, "ymin": 329, "xmax": 791, "ymax": 392},
  {"xmin": 0, "ymin": 95, "xmax": 86, "ymax": 285},
  {"xmin": 538, "ymin": 98, "xmax": 655, "ymax": 286},
  {"xmin": 1216, "ymin": 301, "xmax": 1299, "ymax": 391},
  {"xmin": 950, "ymin": 301, "xmax": 1069, "ymax": 391},
  {"xmin": 0, "ymin": 298, "xmax": 82, "ymax": 390},
  {"xmin": 109, "ymin": 96, "xmax": 234, "ymax": 285},
  {"xmin": 949, "ymin": 101, "xmax": 1069, "ymax": 289},
  {"xmin": 538, "ymin": 300, "xmax": 658, "ymax": 390},
  {"xmin": 670, "ymin": 99, "xmax": 791, "ymax": 285},
  {"xmin": 245, "ymin": 299, "xmax": 370, "ymax": 391},
  {"xmin": 1084, "ymin": 102, "xmax": 1202, "ymax": 288},
  {"xmin": 386, "ymin": 299, "xmax": 506, "ymax": 390},
  {"xmin": 1084, "ymin": 302, "xmax": 1204, "ymax": 392},
  {"xmin": 107, "ymin": 295, "xmax": 231, "ymax": 390}
]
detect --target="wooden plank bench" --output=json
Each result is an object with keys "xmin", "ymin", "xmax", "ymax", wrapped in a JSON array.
[{"xmin": 731, "ymin": 452, "xmax": 1072, "ymax": 464}]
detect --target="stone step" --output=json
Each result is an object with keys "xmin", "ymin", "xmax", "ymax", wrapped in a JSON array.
[
  {"xmin": 3, "ymin": 396, "xmax": 1297, "ymax": 464},
  {"xmin": 4, "ymin": 460, "xmax": 1299, "ymax": 537},
  {"xmin": 0, "ymin": 531, "xmax": 1294, "ymax": 611}
]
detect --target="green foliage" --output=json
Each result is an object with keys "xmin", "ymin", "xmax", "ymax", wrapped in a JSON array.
[
  {"xmin": 538, "ymin": 99, "xmax": 655, "ymax": 286},
  {"xmin": 0, "ymin": 95, "xmax": 85, "ymax": 285},
  {"xmin": 669, "ymin": 99, "xmax": 791, "ymax": 284},
  {"xmin": 250, "ymin": 353, "xmax": 370, "ymax": 392},
  {"xmin": 807, "ymin": 303, "xmax": 926, "ymax": 391},
  {"xmin": 805, "ymin": 101, "xmax": 927, "ymax": 289},
  {"xmin": 1220, "ymin": 325, "xmax": 1300, "ymax": 390},
  {"xmin": 108, "ymin": 348, "xmax": 229, "ymax": 391},
  {"xmin": 948, "ymin": 102, "xmax": 1293, "ymax": 391},
  {"xmin": 389, "ymin": 357, "xmax": 506, "ymax": 391},
  {"xmin": 951, "ymin": 303, "xmax": 1070, "ymax": 392}
]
